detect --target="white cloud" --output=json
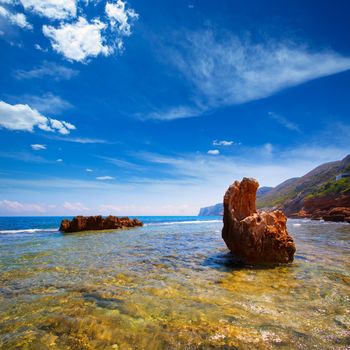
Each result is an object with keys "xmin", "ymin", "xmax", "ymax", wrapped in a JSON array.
[
  {"xmin": 96, "ymin": 176, "xmax": 115, "ymax": 180},
  {"xmin": 86, "ymin": 168, "xmax": 93, "ymax": 172},
  {"xmin": 0, "ymin": 100, "xmax": 49, "ymax": 132},
  {"xmin": 1, "ymin": 1, "xmax": 137, "ymax": 63},
  {"xmin": 20, "ymin": 0, "xmax": 77, "ymax": 20},
  {"xmin": 105, "ymin": 0, "xmax": 138, "ymax": 36},
  {"xmin": 207, "ymin": 149, "xmax": 220, "ymax": 155},
  {"xmin": 31, "ymin": 143, "xmax": 46, "ymax": 150},
  {"xmin": 15, "ymin": 61, "xmax": 78, "ymax": 81},
  {"xmin": 213, "ymin": 140, "xmax": 234, "ymax": 146},
  {"xmin": 63, "ymin": 201, "xmax": 89, "ymax": 211},
  {"xmin": 157, "ymin": 30, "xmax": 350, "ymax": 120},
  {"xmin": 56, "ymin": 158, "xmax": 63, "ymax": 162},
  {"xmin": 0, "ymin": 199, "xmax": 45, "ymax": 213},
  {"xmin": 268, "ymin": 112, "xmax": 301, "ymax": 132},
  {"xmin": 50, "ymin": 118, "xmax": 76, "ymax": 134},
  {"xmin": 43, "ymin": 17, "xmax": 110, "ymax": 62},
  {"xmin": 0, "ymin": 100, "xmax": 76, "ymax": 134},
  {"xmin": 0, "ymin": 5, "xmax": 32, "ymax": 29}
]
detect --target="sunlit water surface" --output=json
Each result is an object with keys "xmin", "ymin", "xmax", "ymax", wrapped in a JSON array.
[{"xmin": 0, "ymin": 216, "xmax": 349, "ymax": 349}]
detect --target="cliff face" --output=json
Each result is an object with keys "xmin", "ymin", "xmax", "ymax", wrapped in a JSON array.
[
  {"xmin": 222, "ymin": 178, "xmax": 295, "ymax": 264},
  {"xmin": 198, "ymin": 203, "xmax": 223, "ymax": 216}
]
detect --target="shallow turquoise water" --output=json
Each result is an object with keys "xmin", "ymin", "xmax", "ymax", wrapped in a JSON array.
[{"xmin": 0, "ymin": 217, "xmax": 349, "ymax": 349}]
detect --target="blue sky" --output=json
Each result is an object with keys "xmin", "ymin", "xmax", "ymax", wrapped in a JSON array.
[{"xmin": 0, "ymin": 0, "xmax": 349, "ymax": 215}]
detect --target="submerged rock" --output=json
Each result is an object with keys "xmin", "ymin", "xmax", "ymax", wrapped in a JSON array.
[
  {"xmin": 222, "ymin": 178, "xmax": 296, "ymax": 264},
  {"xmin": 59, "ymin": 215, "xmax": 143, "ymax": 233}
]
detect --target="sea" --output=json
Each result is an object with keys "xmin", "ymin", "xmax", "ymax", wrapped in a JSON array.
[{"xmin": 0, "ymin": 216, "xmax": 349, "ymax": 349}]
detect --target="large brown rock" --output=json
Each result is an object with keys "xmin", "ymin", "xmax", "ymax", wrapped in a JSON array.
[
  {"xmin": 293, "ymin": 206, "xmax": 350, "ymax": 223},
  {"xmin": 59, "ymin": 215, "xmax": 143, "ymax": 233},
  {"xmin": 322, "ymin": 207, "xmax": 350, "ymax": 223},
  {"xmin": 222, "ymin": 178, "xmax": 296, "ymax": 264}
]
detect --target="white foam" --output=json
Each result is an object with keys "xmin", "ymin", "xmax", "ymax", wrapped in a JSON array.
[{"xmin": 0, "ymin": 228, "xmax": 57, "ymax": 234}]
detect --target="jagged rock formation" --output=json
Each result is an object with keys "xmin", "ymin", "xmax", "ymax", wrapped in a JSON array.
[
  {"xmin": 222, "ymin": 178, "xmax": 296, "ymax": 264},
  {"xmin": 59, "ymin": 215, "xmax": 143, "ymax": 233},
  {"xmin": 198, "ymin": 187, "xmax": 273, "ymax": 216}
]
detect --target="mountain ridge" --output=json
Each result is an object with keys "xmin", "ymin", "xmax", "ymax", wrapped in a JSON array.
[{"xmin": 198, "ymin": 155, "xmax": 350, "ymax": 216}]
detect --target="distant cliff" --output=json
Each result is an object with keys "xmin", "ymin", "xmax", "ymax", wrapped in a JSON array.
[
  {"xmin": 198, "ymin": 203, "xmax": 223, "ymax": 216},
  {"xmin": 198, "ymin": 186, "xmax": 273, "ymax": 216}
]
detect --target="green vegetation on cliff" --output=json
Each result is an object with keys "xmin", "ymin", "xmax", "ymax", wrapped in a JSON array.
[
  {"xmin": 305, "ymin": 178, "xmax": 350, "ymax": 199},
  {"xmin": 257, "ymin": 154, "xmax": 350, "ymax": 212}
]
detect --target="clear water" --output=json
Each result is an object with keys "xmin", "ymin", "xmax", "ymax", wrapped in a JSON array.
[{"xmin": 0, "ymin": 216, "xmax": 349, "ymax": 349}]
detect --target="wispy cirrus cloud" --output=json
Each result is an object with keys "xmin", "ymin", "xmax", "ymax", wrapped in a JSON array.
[
  {"xmin": 268, "ymin": 112, "xmax": 301, "ymax": 132},
  {"xmin": 140, "ymin": 106, "xmax": 203, "ymax": 121},
  {"xmin": 16, "ymin": 92, "xmax": 73, "ymax": 115},
  {"xmin": 0, "ymin": 199, "xmax": 45, "ymax": 213},
  {"xmin": 0, "ymin": 139, "xmax": 348, "ymax": 215},
  {"xmin": 0, "ymin": 150, "xmax": 50, "ymax": 163},
  {"xmin": 63, "ymin": 201, "xmax": 89, "ymax": 211},
  {"xmin": 47, "ymin": 135, "xmax": 109, "ymax": 144},
  {"xmin": 98, "ymin": 155, "xmax": 144, "ymax": 170},
  {"xmin": 147, "ymin": 30, "xmax": 350, "ymax": 120},
  {"xmin": 14, "ymin": 61, "xmax": 79, "ymax": 81}
]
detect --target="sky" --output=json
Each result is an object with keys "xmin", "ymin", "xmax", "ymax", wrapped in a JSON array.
[{"xmin": 0, "ymin": 0, "xmax": 350, "ymax": 216}]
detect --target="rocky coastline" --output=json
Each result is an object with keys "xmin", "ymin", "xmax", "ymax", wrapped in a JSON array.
[
  {"xmin": 290, "ymin": 206, "xmax": 350, "ymax": 223},
  {"xmin": 59, "ymin": 215, "xmax": 143, "ymax": 233}
]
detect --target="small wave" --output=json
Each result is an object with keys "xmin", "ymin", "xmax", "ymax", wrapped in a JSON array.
[
  {"xmin": 0, "ymin": 228, "xmax": 58, "ymax": 234},
  {"xmin": 145, "ymin": 220, "xmax": 222, "ymax": 226}
]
